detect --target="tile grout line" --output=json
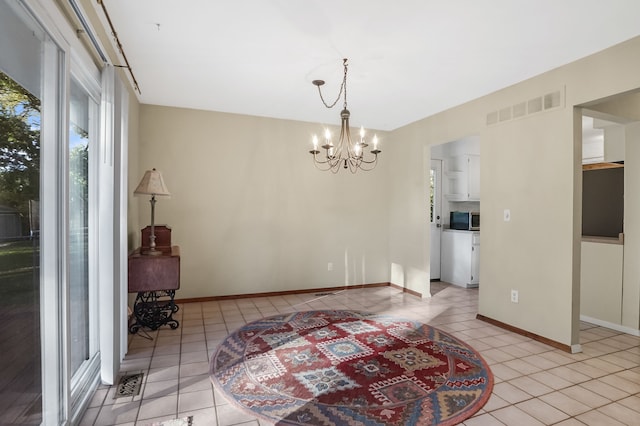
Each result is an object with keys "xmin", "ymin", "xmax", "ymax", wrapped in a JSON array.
[{"xmin": 80, "ymin": 286, "xmax": 640, "ymax": 426}]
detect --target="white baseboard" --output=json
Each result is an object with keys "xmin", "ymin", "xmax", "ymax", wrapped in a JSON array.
[{"xmin": 580, "ymin": 315, "xmax": 640, "ymax": 337}]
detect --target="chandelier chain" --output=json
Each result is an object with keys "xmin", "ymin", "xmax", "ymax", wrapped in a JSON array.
[{"xmin": 316, "ymin": 58, "xmax": 349, "ymax": 109}]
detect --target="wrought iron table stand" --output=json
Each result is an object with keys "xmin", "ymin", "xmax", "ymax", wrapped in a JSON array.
[{"xmin": 130, "ymin": 290, "xmax": 179, "ymax": 333}]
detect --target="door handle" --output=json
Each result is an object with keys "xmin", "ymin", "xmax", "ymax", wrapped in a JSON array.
[{"xmin": 436, "ymin": 224, "xmax": 441, "ymax": 228}]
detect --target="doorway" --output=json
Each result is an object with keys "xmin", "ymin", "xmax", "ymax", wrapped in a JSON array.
[
  {"xmin": 579, "ymin": 100, "xmax": 640, "ymax": 335},
  {"xmin": 429, "ymin": 137, "xmax": 480, "ymax": 284}
]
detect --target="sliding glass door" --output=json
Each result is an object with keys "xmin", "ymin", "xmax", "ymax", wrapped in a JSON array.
[
  {"xmin": 0, "ymin": 2, "xmax": 45, "ymax": 422},
  {"xmin": 0, "ymin": 70, "xmax": 42, "ymax": 426},
  {"xmin": 0, "ymin": 0, "xmax": 104, "ymax": 423},
  {"xmin": 69, "ymin": 77, "xmax": 100, "ymax": 394}
]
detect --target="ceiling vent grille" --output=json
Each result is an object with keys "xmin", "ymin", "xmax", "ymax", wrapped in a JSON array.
[{"xmin": 486, "ymin": 87, "xmax": 564, "ymax": 126}]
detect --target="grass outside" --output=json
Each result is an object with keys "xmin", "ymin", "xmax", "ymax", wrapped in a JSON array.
[{"xmin": 0, "ymin": 240, "xmax": 39, "ymax": 306}]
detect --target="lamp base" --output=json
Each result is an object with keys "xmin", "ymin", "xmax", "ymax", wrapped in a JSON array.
[
  {"xmin": 143, "ymin": 248, "xmax": 163, "ymax": 256},
  {"xmin": 141, "ymin": 225, "xmax": 172, "ymax": 252}
]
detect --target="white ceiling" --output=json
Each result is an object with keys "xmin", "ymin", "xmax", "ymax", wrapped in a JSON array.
[{"xmin": 101, "ymin": 0, "xmax": 640, "ymax": 131}]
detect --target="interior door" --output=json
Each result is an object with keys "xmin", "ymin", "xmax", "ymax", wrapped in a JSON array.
[{"xmin": 430, "ymin": 159, "xmax": 443, "ymax": 279}]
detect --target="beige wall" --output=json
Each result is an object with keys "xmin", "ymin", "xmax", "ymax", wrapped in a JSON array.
[
  {"xmin": 623, "ymin": 122, "xmax": 640, "ymax": 330},
  {"xmin": 124, "ymin": 27, "xmax": 640, "ymax": 346},
  {"xmin": 388, "ymin": 36, "xmax": 640, "ymax": 347},
  {"xmin": 137, "ymin": 106, "xmax": 391, "ymax": 299}
]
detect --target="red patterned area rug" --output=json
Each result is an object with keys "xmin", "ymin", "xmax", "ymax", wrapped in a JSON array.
[{"xmin": 210, "ymin": 310, "xmax": 493, "ymax": 425}]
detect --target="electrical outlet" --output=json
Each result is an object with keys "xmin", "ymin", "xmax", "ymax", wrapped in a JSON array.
[
  {"xmin": 511, "ymin": 289, "xmax": 519, "ymax": 303},
  {"xmin": 328, "ymin": 262, "xmax": 333, "ymax": 271},
  {"xmin": 504, "ymin": 209, "xmax": 511, "ymax": 222}
]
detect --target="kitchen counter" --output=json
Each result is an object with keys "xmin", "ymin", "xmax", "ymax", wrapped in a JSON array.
[
  {"xmin": 443, "ymin": 228, "xmax": 480, "ymax": 234},
  {"xmin": 581, "ymin": 233, "xmax": 623, "ymax": 245}
]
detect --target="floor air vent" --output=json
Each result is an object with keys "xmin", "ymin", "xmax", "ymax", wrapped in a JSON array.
[{"xmin": 115, "ymin": 373, "xmax": 143, "ymax": 398}]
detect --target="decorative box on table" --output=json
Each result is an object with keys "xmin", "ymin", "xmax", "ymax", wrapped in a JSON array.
[{"xmin": 141, "ymin": 225, "xmax": 172, "ymax": 254}]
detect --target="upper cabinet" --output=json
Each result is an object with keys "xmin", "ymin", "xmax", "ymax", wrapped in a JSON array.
[
  {"xmin": 444, "ymin": 155, "xmax": 480, "ymax": 201},
  {"xmin": 582, "ymin": 115, "xmax": 626, "ymax": 165}
]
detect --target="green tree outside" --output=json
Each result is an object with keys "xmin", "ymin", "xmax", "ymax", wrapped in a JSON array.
[{"xmin": 0, "ymin": 71, "xmax": 40, "ymax": 236}]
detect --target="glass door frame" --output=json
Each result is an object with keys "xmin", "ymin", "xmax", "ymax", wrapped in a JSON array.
[
  {"xmin": 12, "ymin": 1, "xmax": 130, "ymax": 423},
  {"xmin": 16, "ymin": 0, "xmax": 106, "ymax": 423},
  {"xmin": 429, "ymin": 159, "xmax": 443, "ymax": 280},
  {"xmin": 68, "ymin": 61, "xmax": 102, "ymax": 419}
]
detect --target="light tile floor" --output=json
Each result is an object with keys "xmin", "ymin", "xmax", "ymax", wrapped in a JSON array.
[{"xmin": 79, "ymin": 283, "xmax": 640, "ymax": 425}]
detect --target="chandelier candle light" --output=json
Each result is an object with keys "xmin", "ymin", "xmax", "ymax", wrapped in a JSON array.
[
  {"xmin": 134, "ymin": 168, "xmax": 170, "ymax": 256},
  {"xmin": 309, "ymin": 58, "xmax": 381, "ymax": 173}
]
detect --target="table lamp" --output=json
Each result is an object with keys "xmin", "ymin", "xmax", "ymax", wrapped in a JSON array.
[{"xmin": 134, "ymin": 168, "xmax": 170, "ymax": 255}]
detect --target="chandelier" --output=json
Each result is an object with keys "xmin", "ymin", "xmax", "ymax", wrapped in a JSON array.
[{"xmin": 309, "ymin": 58, "xmax": 381, "ymax": 173}]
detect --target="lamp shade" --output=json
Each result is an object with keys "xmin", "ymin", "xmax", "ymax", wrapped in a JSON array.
[{"xmin": 134, "ymin": 168, "xmax": 171, "ymax": 196}]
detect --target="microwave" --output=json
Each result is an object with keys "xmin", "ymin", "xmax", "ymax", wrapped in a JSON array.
[{"xmin": 450, "ymin": 211, "xmax": 480, "ymax": 231}]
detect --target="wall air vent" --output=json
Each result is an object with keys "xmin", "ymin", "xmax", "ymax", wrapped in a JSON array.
[
  {"xmin": 544, "ymin": 91, "xmax": 561, "ymax": 109},
  {"xmin": 499, "ymin": 107, "xmax": 512, "ymax": 122},
  {"xmin": 486, "ymin": 86, "xmax": 565, "ymax": 127},
  {"xmin": 513, "ymin": 102, "xmax": 526, "ymax": 118},
  {"xmin": 528, "ymin": 97, "xmax": 543, "ymax": 114},
  {"xmin": 486, "ymin": 111, "xmax": 498, "ymax": 125}
]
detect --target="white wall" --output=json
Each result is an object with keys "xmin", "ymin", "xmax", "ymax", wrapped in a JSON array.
[{"xmin": 138, "ymin": 106, "xmax": 391, "ymax": 299}]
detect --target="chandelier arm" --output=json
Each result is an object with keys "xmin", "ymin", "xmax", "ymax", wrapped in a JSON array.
[
  {"xmin": 346, "ymin": 158, "xmax": 357, "ymax": 173},
  {"xmin": 312, "ymin": 160, "xmax": 332, "ymax": 171},
  {"xmin": 358, "ymin": 154, "xmax": 380, "ymax": 165},
  {"xmin": 358, "ymin": 161, "xmax": 379, "ymax": 170},
  {"xmin": 355, "ymin": 158, "xmax": 378, "ymax": 171},
  {"xmin": 348, "ymin": 156, "xmax": 365, "ymax": 173},
  {"xmin": 311, "ymin": 153, "xmax": 340, "ymax": 172},
  {"xmin": 364, "ymin": 151, "xmax": 380, "ymax": 164}
]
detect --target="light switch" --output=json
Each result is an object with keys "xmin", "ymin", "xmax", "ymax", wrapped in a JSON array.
[{"xmin": 504, "ymin": 209, "xmax": 511, "ymax": 222}]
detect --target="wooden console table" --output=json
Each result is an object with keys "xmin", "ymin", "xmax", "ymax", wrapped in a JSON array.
[{"xmin": 128, "ymin": 245, "xmax": 181, "ymax": 333}]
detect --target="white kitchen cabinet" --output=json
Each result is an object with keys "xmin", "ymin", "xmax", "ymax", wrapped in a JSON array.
[
  {"xmin": 441, "ymin": 230, "xmax": 479, "ymax": 288},
  {"xmin": 444, "ymin": 155, "xmax": 480, "ymax": 201},
  {"xmin": 471, "ymin": 233, "xmax": 480, "ymax": 285}
]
